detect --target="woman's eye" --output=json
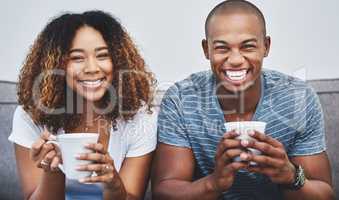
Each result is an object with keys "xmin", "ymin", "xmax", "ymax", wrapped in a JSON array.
[
  {"xmin": 70, "ymin": 56, "xmax": 84, "ymax": 62},
  {"xmin": 97, "ymin": 53, "xmax": 110, "ymax": 59}
]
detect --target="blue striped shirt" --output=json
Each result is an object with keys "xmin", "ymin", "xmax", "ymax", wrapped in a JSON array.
[{"xmin": 157, "ymin": 69, "xmax": 326, "ymax": 200}]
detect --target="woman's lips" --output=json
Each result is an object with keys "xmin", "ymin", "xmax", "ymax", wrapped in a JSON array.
[{"xmin": 78, "ymin": 78, "xmax": 105, "ymax": 89}]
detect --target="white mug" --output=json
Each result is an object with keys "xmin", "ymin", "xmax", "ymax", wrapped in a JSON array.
[
  {"xmin": 47, "ymin": 133, "xmax": 99, "ymax": 180},
  {"xmin": 224, "ymin": 121, "xmax": 267, "ymax": 165}
]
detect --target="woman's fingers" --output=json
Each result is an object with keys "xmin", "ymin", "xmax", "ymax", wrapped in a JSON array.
[
  {"xmin": 76, "ymin": 152, "xmax": 109, "ymax": 163},
  {"xmin": 50, "ymin": 156, "xmax": 61, "ymax": 171},
  {"xmin": 76, "ymin": 163, "xmax": 114, "ymax": 173},
  {"xmin": 30, "ymin": 139, "xmax": 45, "ymax": 159},
  {"xmin": 30, "ymin": 128, "xmax": 54, "ymax": 161},
  {"xmin": 84, "ymin": 143, "xmax": 106, "ymax": 154},
  {"xmin": 44, "ymin": 150, "xmax": 56, "ymax": 164},
  {"xmin": 78, "ymin": 164, "xmax": 116, "ymax": 184}
]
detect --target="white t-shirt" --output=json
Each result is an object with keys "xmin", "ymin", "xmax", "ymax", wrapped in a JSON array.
[
  {"xmin": 9, "ymin": 105, "xmax": 158, "ymax": 171},
  {"xmin": 8, "ymin": 105, "xmax": 158, "ymax": 199}
]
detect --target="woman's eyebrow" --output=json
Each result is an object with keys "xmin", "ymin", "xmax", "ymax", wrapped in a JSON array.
[{"xmin": 95, "ymin": 46, "xmax": 109, "ymax": 52}]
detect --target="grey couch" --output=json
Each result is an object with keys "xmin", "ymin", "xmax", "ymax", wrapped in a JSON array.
[{"xmin": 1, "ymin": 79, "xmax": 338, "ymax": 199}]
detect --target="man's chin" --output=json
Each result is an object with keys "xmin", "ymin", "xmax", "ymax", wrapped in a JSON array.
[{"xmin": 217, "ymin": 79, "xmax": 254, "ymax": 93}]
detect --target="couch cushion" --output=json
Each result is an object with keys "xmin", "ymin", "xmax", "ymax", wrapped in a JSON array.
[
  {"xmin": 0, "ymin": 81, "xmax": 22, "ymax": 200},
  {"xmin": 308, "ymin": 79, "xmax": 339, "ymax": 196}
]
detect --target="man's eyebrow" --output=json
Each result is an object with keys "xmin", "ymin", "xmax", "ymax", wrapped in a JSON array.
[
  {"xmin": 242, "ymin": 38, "xmax": 258, "ymax": 43},
  {"xmin": 213, "ymin": 40, "xmax": 229, "ymax": 45}
]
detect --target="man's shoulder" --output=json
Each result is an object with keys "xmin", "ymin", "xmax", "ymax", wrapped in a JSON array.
[{"xmin": 263, "ymin": 69, "xmax": 312, "ymax": 94}]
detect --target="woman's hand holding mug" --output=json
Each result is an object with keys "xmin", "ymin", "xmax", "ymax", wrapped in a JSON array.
[{"xmin": 30, "ymin": 127, "xmax": 62, "ymax": 173}]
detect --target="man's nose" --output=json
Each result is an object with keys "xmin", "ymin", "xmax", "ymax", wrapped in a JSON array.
[{"xmin": 227, "ymin": 50, "xmax": 245, "ymax": 67}]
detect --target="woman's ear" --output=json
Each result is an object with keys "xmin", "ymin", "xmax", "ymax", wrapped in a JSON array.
[
  {"xmin": 264, "ymin": 36, "xmax": 271, "ymax": 57},
  {"xmin": 202, "ymin": 39, "xmax": 210, "ymax": 60}
]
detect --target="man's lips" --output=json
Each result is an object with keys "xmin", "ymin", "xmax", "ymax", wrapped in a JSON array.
[{"xmin": 223, "ymin": 69, "xmax": 249, "ymax": 82}]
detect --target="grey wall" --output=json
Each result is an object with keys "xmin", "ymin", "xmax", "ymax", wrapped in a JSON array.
[{"xmin": 1, "ymin": 0, "xmax": 339, "ymax": 88}]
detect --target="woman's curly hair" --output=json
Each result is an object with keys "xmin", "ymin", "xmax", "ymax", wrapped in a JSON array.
[{"xmin": 17, "ymin": 10, "xmax": 156, "ymax": 133}]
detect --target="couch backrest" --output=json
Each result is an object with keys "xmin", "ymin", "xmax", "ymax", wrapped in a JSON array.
[{"xmin": 0, "ymin": 79, "xmax": 338, "ymax": 199}]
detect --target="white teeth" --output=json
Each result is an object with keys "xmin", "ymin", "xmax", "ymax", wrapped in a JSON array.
[
  {"xmin": 79, "ymin": 79, "xmax": 103, "ymax": 87},
  {"xmin": 225, "ymin": 70, "xmax": 247, "ymax": 81}
]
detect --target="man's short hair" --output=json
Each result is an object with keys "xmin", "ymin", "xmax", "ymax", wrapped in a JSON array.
[{"xmin": 205, "ymin": 0, "xmax": 267, "ymax": 38}]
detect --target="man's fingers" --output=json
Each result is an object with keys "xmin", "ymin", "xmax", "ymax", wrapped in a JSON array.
[
  {"xmin": 216, "ymin": 131, "xmax": 242, "ymax": 158},
  {"xmin": 241, "ymin": 140, "xmax": 285, "ymax": 158},
  {"xmin": 222, "ymin": 130, "xmax": 239, "ymax": 139},
  {"xmin": 222, "ymin": 149, "xmax": 244, "ymax": 161},
  {"xmin": 250, "ymin": 131, "xmax": 283, "ymax": 148},
  {"xmin": 223, "ymin": 162, "xmax": 248, "ymax": 175},
  {"xmin": 245, "ymin": 154, "xmax": 284, "ymax": 168},
  {"xmin": 248, "ymin": 166, "xmax": 279, "ymax": 177}
]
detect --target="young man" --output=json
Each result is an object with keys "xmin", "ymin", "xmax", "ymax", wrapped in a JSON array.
[{"xmin": 152, "ymin": 0, "xmax": 335, "ymax": 199}]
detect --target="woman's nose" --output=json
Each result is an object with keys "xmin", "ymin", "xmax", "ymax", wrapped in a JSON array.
[{"xmin": 84, "ymin": 57, "xmax": 100, "ymax": 73}]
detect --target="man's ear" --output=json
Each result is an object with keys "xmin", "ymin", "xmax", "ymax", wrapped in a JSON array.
[
  {"xmin": 264, "ymin": 36, "xmax": 271, "ymax": 57},
  {"xmin": 202, "ymin": 39, "xmax": 210, "ymax": 60}
]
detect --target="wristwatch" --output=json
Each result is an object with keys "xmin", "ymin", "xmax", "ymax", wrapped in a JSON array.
[{"xmin": 280, "ymin": 163, "xmax": 306, "ymax": 190}]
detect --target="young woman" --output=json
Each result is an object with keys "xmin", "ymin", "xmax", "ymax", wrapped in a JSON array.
[{"xmin": 8, "ymin": 10, "xmax": 157, "ymax": 200}]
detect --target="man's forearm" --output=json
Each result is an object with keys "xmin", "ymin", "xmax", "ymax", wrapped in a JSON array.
[
  {"xmin": 29, "ymin": 172, "xmax": 65, "ymax": 200},
  {"xmin": 283, "ymin": 179, "xmax": 335, "ymax": 200},
  {"xmin": 153, "ymin": 174, "xmax": 222, "ymax": 200}
]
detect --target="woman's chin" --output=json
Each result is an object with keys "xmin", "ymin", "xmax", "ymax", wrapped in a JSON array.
[{"xmin": 78, "ymin": 92, "xmax": 105, "ymax": 102}]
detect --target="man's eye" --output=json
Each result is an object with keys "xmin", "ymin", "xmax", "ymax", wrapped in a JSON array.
[
  {"xmin": 242, "ymin": 44, "xmax": 256, "ymax": 49},
  {"xmin": 215, "ymin": 46, "xmax": 229, "ymax": 51}
]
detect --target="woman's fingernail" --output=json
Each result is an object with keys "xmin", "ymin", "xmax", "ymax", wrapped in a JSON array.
[
  {"xmin": 234, "ymin": 130, "xmax": 240, "ymax": 135},
  {"xmin": 78, "ymin": 178, "xmax": 85, "ymax": 183},
  {"xmin": 248, "ymin": 130, "xmax": 255, "ymax": 136},
  {"xmin": 241, "ymin": 140, "xmax": 249, "ymax": 147},
  {"xmin": 75, "ymin": 154, "xmax": 82, "ymax": 159}
]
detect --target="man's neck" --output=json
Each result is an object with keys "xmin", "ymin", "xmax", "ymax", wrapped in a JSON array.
[{"xmin": 216, "ymin": 77, "xmax": 262, "ymax": 119}]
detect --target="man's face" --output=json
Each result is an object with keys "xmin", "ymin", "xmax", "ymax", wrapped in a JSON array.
[{"xmin": 203, "ymin": 13, "xmax": 270, "ymax": 93}]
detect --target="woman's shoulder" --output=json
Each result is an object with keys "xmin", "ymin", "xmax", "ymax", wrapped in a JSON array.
[
  {"xmin": 9, "ymin": 105, "xmax": 43, "ymax": 148},
  {"xmin": 13, "ymin": 105, "xmax": 36, "ymax": 126},
  {"xmin": 129, "ymin": 104, "xmax": 158, "ymax": 124}
]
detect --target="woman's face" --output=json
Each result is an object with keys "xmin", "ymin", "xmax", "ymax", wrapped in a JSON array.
[{"xmin": 66, "ymin": 26, "xmax": 113, "ymax": 102}]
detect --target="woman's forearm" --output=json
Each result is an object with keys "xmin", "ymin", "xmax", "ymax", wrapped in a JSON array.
[
  {"xmin": 28, "ymin": 171, "xmax": 65, "ymax": 200},
  {"xmin": 103, "ymin": 174, "xmax": 128, "ymax": 200}
]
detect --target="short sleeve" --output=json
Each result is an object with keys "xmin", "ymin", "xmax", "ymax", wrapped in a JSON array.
[
  {"xmin": 289, "ymin": 87, "xmax": 326, "ymax": 156},
  {"xmin": 157, "ymin": 85, "xmax": 191, "ymax": 148},
  {"xmin": 8, "ymin": 106, "xmax": 43, "ymax": 148},
  {"xmin": 125, "ymin": 106, "xmax": 158, "ymax": 157}
]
